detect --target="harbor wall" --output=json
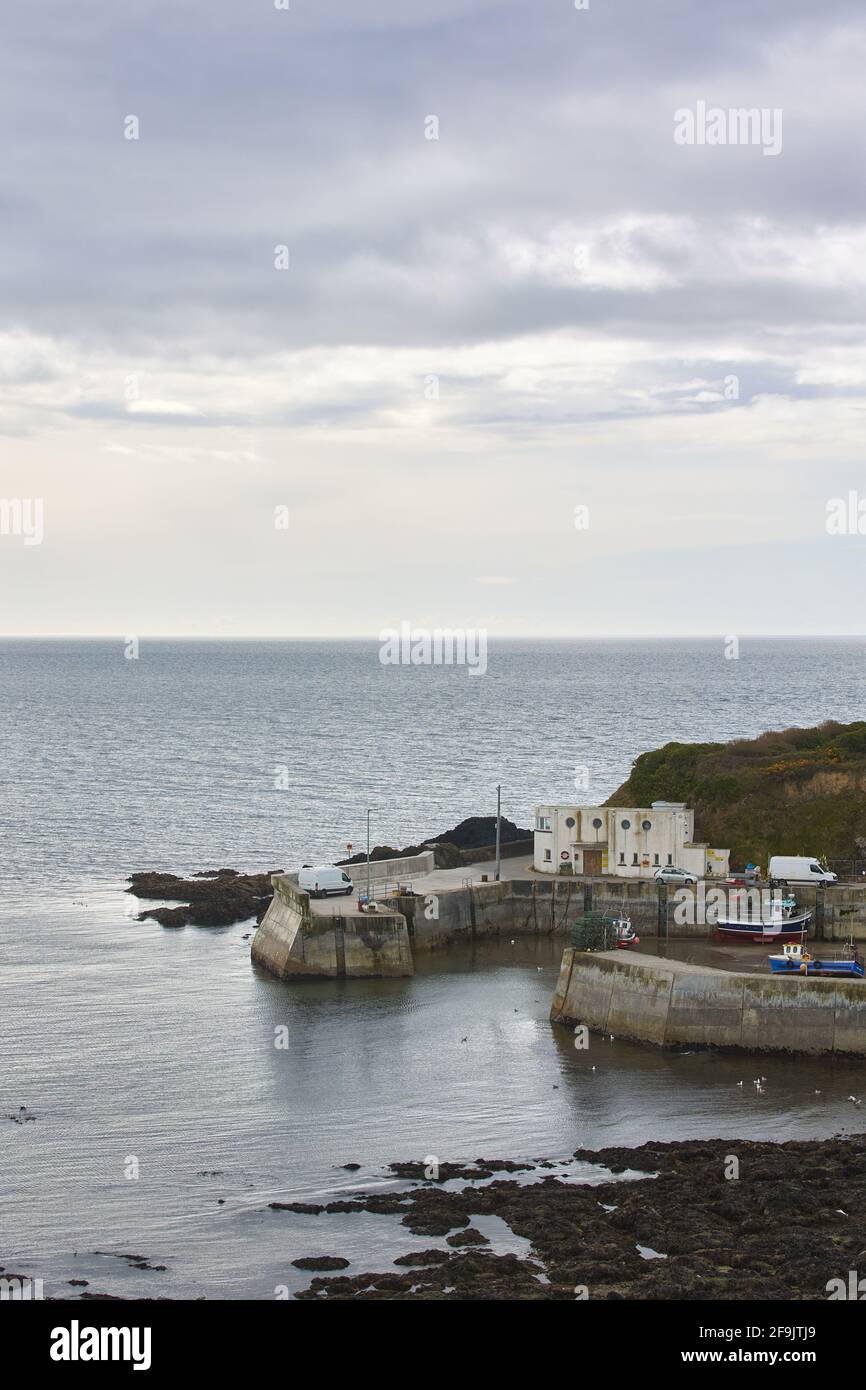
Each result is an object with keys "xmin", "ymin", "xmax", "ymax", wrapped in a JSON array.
[
  {"xmin": 251, "ymin": 871, "xmax": 866, "ymax": 983},
  {"xmin": 251, "ymin": 874, "xmax": 413, "ymax": 980},
  {"xmin": 383, "ymin": 878, "xmax": 585, "ymax": 949},
  {"xmin": 550, "ymin": 948, "xmax": 866, "ymax": 1056},
  {"xmin": 333, "ymin": 850, "xmax": 436, "ymax": 887}
]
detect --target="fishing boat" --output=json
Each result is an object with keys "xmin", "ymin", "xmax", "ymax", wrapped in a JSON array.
[
  {"xmin": 713, "ymin": 892, "xmax": 812, "ymax": 944},
  {"xmin": 612, "ymin": 914, "xmax": 640, "ymax": 949},
  {"xmin": 767, "ymin": 942, "xmax": 864, "ymax": 978}
]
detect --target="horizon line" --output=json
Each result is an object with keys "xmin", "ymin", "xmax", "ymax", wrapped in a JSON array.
[{"xmin": 2, "ymin": 633, "xmax": 866, "ymax": 643}]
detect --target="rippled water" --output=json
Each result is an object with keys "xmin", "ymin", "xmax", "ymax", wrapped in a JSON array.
[{"xmin": 3, "ymin": 638, "xmax": 866, "ymax": 1298}]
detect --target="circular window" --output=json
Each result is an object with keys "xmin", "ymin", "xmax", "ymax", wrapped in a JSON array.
[
  {"xmin": 621, "ymin": 819, "xmax": 631, "ymax": 830},
  {"xmin": 592, "ymin": 817, "xmax": 603, "ymax": 829},
  {"xmin": 642, "ymin": 819, "xmax": 652, "ymax": 831},
  {"xmin": 565, "ymin": 816, "xmax": 576, "ymax": 828}
]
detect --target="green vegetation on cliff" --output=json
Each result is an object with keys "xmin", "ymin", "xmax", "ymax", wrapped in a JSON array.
[{"xmin": 606, "ymin": 720, "xmax": 866, "ymax": 869}]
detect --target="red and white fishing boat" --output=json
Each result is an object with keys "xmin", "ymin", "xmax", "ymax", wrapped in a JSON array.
[{"xmin": 612, "ymin": 914, "xmax": 641, "ymax": 949}]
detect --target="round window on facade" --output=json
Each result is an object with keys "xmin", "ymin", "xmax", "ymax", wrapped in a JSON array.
[
  {"xmin": 592, "ymin": 817, "xmax": 603, "ymax": 829},
  {"xmin": 565, "ymin": 816, "xmax": 575, "ymax": 828},
  {"xmin": 642, "ymin": 819, "xmax": 652, "ymax": 831},
  {"xmin": 621, "ymin": 819, "xmax": 631, "ymax": 830}
]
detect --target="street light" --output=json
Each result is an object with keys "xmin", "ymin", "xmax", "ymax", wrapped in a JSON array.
[
  {"xmin": 366, "ymin": 808, "xmax": 372, "ymax": 903},
  {"xmin": 495, "ymin": 784, "xmax": 501, "ymax": 881}
]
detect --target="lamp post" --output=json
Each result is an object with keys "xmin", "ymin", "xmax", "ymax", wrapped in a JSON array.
[
  {"xmin": 495, "ymin": 784, "xmax": 501, "ymax": 881},
  {"xmin": 366, "ymin": 808, "xmax": 372, "ymax": 903}
]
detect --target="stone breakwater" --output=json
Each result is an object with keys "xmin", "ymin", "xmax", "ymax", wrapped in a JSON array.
[{"xmin": 551, "ymin": 949, "xmax": 866, "ymax": 1056}]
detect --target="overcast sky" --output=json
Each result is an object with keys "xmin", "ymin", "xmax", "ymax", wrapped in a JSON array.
[{"xmin": 2, "ymin": 0, "xmax": 866, "ymax": 636}]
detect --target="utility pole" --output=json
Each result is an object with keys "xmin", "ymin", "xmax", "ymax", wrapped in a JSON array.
[{"xmin": 495, "ymin": 784, "xmax": 501, "ymax": 881}]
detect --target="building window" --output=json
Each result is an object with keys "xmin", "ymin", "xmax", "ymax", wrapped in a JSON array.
[
  {"xmin": 544, "ymin": 848, "xmax": 551, "ymax": 862},
  {"xmin": 618, "ymin": 852, "xmax": 625, "ymax": 864},
  {"xmin": 536, "ymin": 816, "xmax": 551, "ymax": 832},
  {"xmin": 667, "ymin": 853, "xmax": 672, "ymax": 865},
  {"xmin": 621, "ymin": 819, "xmax": 631, "ymax": 830},
  {"xmin": 632, "ymin": 853, "xmax": 638, "ymax": 865},
  {"xmin": 654, "ymin": 853, "xmax": 659, "ymax": 865},
  {"xmin": 565, "ymin": 816, "xmax": 576, "ymax": 828}
]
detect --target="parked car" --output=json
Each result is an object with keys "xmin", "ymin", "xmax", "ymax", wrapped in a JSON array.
[
  {"xmin": 768, "ymin": 856, "xmax": 837, "ymax": 885},
  {"xmin": 654, "ymin": 865, "xmax": 698, "ymax": 885},
  {"xmin": 298, "ymin": 865, "xmax": 354, "ymax": 897}
]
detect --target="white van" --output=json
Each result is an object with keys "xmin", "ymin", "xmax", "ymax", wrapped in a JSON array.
[
  {"xmin": 298, "ymin": 865, "xmax": 354, "ymax": 898},
  {"xmin": 768, "ymin": 855, "xmax": 837, "ymax": 885}
]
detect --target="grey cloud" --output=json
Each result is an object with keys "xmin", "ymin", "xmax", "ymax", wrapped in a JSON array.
[{"xmin": 3, "ymin": 0, "xmax": 866, "ymax": 359}]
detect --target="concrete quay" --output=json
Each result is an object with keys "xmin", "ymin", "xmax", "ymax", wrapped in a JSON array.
[
  {"xmin": 550, "ymin": 948, "xmax": 866, "ymax": 1057},
  {"xmin": 251, "ymin": 854, "xmax": 866, "ymax": 982}
]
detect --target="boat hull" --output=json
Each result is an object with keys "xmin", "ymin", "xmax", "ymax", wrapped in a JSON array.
[
  {"xmin": 714, "ymin": 913, "xmax": 812, "ymax": 944},
  {"xmin": 768, "ymin": 955, "xmax": 864, "ymax": 978}
]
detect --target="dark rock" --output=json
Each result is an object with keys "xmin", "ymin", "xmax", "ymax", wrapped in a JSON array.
[
  {"xmin": 291, "ymin": 1256, "xmax": 351, "ymax": 1271},
  {"xmin": 127, "ymin": 869, "xmax": 282, "ymax": 929},
  {"xmin": 335, "ymin": 817, "xmax": 531, "ymax": 869},
  {"xmin": 393, "ymin": 1249, "xmax": 450, "ymax": 1267},
  {"xmin": 293, "ymin": 1133, "xmax": 866, "ymax": 1300},
  {"xmin": 446, "ymin": 1228, "xmax": 489, "ymax": 1247},
  {"xmin": 269, "ymin": 1201, "xmax": 324, "ymax": 1214}
]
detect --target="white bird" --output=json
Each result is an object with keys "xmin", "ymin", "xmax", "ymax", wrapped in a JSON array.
[
  {"xmin": 847, "ymin": 1096, "xmax": 861, "ymax": 1106},
  {"xmin": 737, "ymin": 1081, "xmax": 743, "ymax": 1087}
]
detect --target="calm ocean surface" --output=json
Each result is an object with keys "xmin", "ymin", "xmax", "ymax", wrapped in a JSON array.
[{"xmin": 3, "ymin": 638, "xmax": 866, "ymax": 1298}]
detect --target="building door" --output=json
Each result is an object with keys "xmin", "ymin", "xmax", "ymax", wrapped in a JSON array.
[{"xmin": 584, "ymin": 848, "xmax": 603, "ymax": 876}]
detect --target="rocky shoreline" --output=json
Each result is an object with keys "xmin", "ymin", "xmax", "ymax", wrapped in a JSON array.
[
  {"xmin": 284, "ymin": 1135, "xmax": 866, "ymax": 1300},
  {"xmin": 12, "ymin": 1135, "xmax": 866, "ymax": 1300}
]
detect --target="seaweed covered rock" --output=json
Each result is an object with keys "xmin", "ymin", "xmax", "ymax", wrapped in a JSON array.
[{"xmin": 127, "ymin": 869, "xmax": 281, "ymax": 928}]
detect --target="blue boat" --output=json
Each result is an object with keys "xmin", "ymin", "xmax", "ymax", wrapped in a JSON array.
[{"xmin": 767, "ymin": 943, "xmax": 864, "ymax": 978}]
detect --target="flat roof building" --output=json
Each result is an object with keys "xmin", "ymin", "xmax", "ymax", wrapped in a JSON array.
[{"xmin": 533, "ymin": 801, "xmax": 729, "ymax": 879}]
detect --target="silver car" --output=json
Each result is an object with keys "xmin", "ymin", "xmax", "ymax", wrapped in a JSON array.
[{"xmin": 654, "ymin": 865, "xmax": 698, "ymax": 885}]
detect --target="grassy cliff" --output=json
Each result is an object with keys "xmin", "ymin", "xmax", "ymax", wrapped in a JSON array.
[{"xmin": 606, "ymin": 720, "xmax": 866, "ymax": 869}]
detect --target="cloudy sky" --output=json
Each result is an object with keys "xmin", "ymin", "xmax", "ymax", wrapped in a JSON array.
[{"xmin": 2, "ymin": 0, "xmax": 866, "ymax": 636}]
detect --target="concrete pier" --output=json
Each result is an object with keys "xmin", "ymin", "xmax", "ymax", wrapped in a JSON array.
[
  {"xmin": 550, "ymin": 948, "xmax": 866, "ymax": 1056},
  {"xmin": 251, "ymin": 874, "xmax": 413, "ymax": 980}
]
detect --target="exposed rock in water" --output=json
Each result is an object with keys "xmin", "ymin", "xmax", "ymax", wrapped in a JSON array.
[
  {"xmin": 127, "ymin": 869, "xmax": 282, "ymax": 929},
  {"xmin": 293, "ymin": 1135, "xmax": 866, "ymax": 1300},
  {"xmin": 337, "ymin": 816, "xmax": 531, "ymax": 869},
  {"xmin": 291, "ymin": 1256, "xmax": 350, "ymax": 1271},
  {"xmin": 446, "ymin": 1228, "xmax": 489, "ymax": 1247}
]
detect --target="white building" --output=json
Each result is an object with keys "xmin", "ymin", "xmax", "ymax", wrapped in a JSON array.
[{"xmin": 533, "ymin": 801, "xmax": 729, "ymax": 879}]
